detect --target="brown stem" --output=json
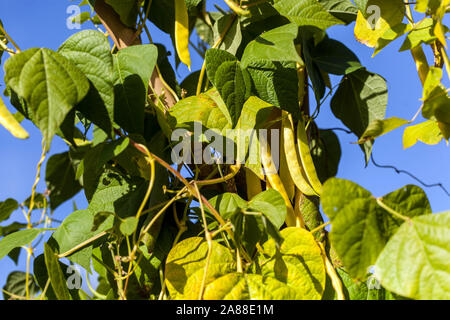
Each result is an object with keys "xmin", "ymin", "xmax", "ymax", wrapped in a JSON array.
[{"xmin": 94, "ymin": 0, "xmax": 177, "ymax": 109}]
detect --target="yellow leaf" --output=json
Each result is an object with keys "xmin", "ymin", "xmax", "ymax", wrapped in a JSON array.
[
  {"xmin": 354, "ymin": 0, "xmax": 405, "ymax": 48},
  {"xmin": 403, "ymin": 120, "xmax": 443, "ymax": 148},
  {"xmin": 0, "ymin": 96, "xmax": 29, "ymax": 139},
  {"xmin": 434, "ymin": 21, "xmax": 447, "ymax": 48},
  {"xmin": 174, "ymin": 0, "xmax": 191, "ymax": 70}
]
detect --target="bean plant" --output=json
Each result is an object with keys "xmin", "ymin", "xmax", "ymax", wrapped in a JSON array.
[{"xmin": 0, "ymin": 0, "xmax": 449, "ymax": 300}]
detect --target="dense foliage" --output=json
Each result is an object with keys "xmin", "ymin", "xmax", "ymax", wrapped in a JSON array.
[{"xmin": 0, "ymin": 0, "xmax": 449, "ymax": 300}]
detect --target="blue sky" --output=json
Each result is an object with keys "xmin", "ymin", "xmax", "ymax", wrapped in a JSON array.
[{"xmin": 0, "ymin": 0, "xmax": 448, "ymax": 297}]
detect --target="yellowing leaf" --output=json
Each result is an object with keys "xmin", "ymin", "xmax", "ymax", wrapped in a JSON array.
[
  {"xmin": 358, "ymin": 117, "xmax": 409, "ymax": 143},
  {"xmin": 259, "ymin": 227, "xmax": 326, "ymax": 299},
  {"xmin": 0, "ymin": 96, "xmax": 29, "ymax": 139},
  {"xmin": 204, "ymin": 273, "xmax": 301, "ymax": 300},
  {"xmin": 403, "ymin": 120, "xmax": 444, "ymax": 149},
  {"xmin": 375, "ymin": 212, "xmax": 450, "ymax": 300},
  {"xmin": 175, "ymin": 0, "xmax": 191, "ymax": 70},
  {"xmin": 434, "ymin": 20, "xmax": 447, "ymax": 48},
  {"xmin": 354, "ymin": 0, "xmax": 405, "ymax": 48},
  {"xmin": 165, "ymin": 237, "xmax": 235, "ymax": 299}
]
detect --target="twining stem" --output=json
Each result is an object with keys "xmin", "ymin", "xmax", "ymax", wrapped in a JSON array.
[
  {"xmin": 319, "ymin": 242, "xmax": 345, "ymax": 300},
  {"xmin": 127, "ymin": 187, "xmax": 187, "ymax": 263},
  {"xmin": 376, "ymin": 198, "xmax": 412, "ymax": 223},
  {"xmin": 196, "ymin": 14, "xmax": 237, "ymax": 95},
  {"xmin": 132, "ymin": 143, "xmax": 156, "ymax": 247},
  {"xmin": 0, "ymin": 23, "xmax": 21, "ymax": 52},
  {"xmin": 0, "ymin": 40, "xmax": 15, "ymax": 55},
  {"xmin": 195, "ymin": 183, "xmax": 213, "ymax": 300},
  {"xmin": 39, "ymin": 278, "xmax": 51, "ymax": 300},
  {"xmin": 57, "ymin": 231, "xmax": 108, "ymax": 259},
  {"xmin": 310, "ymin": 221, "xmax": 331, "ymax": 234},
  {"xmin": 133, "ymin": 0, "xmax": 152, "ymax": 44},
  {"xmin": 86, "ymin": 270, "xmax": 108, "ymax": 300},
  {"xmin": 224, "ymin": 0, "xmax": 250, "ymax": 15},
  {"xmin": 27, "ymin": 140, "xmax": 46, "ymax": 227},
  {"xmin": 113, "ymin": 244, "xmax": 126, "ymax": 300},
  {"xmin": 25, "ymin": 140, "xmax": 46, "ymax": 300}
]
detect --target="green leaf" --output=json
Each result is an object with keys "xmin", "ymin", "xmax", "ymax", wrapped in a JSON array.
[
  {"xmin": 209, "ymin": 189, "xmax": 287, "ymax": 253},
  {"xmin": 208, "ymin": 193, "xmax": 262, "ymax": 255},
  {"xmin": 259, "ymin": 227, "xmax": 326, "ymax": 299},
  {"xmin": 380, "ymin": 185, "xmax": 432, "ymax": 237},
  {"xmin": 352, "ymin": 0, "xmax": 368, "ymax": 12},
  {"xmin": 0, "ymin": 223, "xmax": 27, "ymax": 238},
  {"xmin": 0, "ymin": 198, "xmax": 19, "ymax": 223},
  {"xmin": 249, "ymin": 189, "xmax": 287, "ymax": 230},
  {"xmin": 23, "ymin": 193, "xmax": 47, "ymax": 211},
  {"xmin": 44, "ymin": 243, "xmax": 72, "ymax": 300},
  {"xmin": 105, "ymin": 0, "xmax": 139, "ymax": 27},
  {"xmin": 358, "ymin": 117, "xmax": 410, "ymax": 143},
  {"xmin": 403, "ymin": 120, "xmax": 444, "ymax": 148},
  {"xmin": 4, "ymin": 48, "xmax": 90, "ymax": 146},
  {"xmin": 374, "ymin": 23, "xmax": 412, "ymax": 56},
  {"xmin": 0, "ymin": 229, "xmax": 41, "ymax": 261},
  {"xmin": 246, "ymin": 60, "xmax": 299, "ymax": 116},
  {"xmin": 375, "ymin": 212, "xmax": 450, "ymax": 300},
  {"xmin": 318, "ymin": 0, "xmax": 358, "ymax": 24},
  {"xmin": 414, "ymin": 0, "xmax": 442, "ymax": 13},
  {"xmin": 58, "ymin": 30, "xmax": 114, "ymax": 135},
  {"xmin": 208, "ymin": 193, "xmax": 247, "ymax": 219},
  {"xmin": 212, "ymin": 14, "xmax": 242, "ymax": 55},
  {"xmin": 205, "ymin": 49, "xmax": 237, "ymax": 88},
  {"xmin": 421, "ymin": 67, "xmax": 450, "ymax": 130},
  {"xmin": 354, "ymin": 0, "xmax": 405, "ymax": 48},
  {"xmin": 87, "ymin": 168, "xmax": 147, "ymax": 219},
  {"xmin": 330, "ymin": 69, "xmax": 388, "ymax": 163},
  {"xmin": 169, "ymin": 89, "xmax": 232, "ymax": 133},
  {"xmin": 3, "ymin": 271, "xmax": 40, "ymax": 300},
  {"xmin": 120, "ymin": 217, "xmax": 138, "ymax": 236},
  {"xmin": 310, "ymin": 129, "xmax": 341, "ymax": 183},
  {"xmin": 165, "ymin": 237, "xmax": 236, "ymax": 299},
  {"xmin": 204, "ymin": 273, "xmax": 301, "ymax": 299},
  {"xmin": 113, "ymin": 44, "xmax": 158, "ymax": 135},
  {"xmin": 321, "ymin": 178, "xmax": 386, "ymax": 280},
  {"xmin": 34, "ymin": 254, "xmax": 82, "ymax": 300},
  {"xmin": 52, "ymin": 209, "xmax": 112, "ymax": 271},
  {"xmin": 322, "ymin": 178, "xmax": 433, "ymax": 281},
  {"xmin": 302, "ymin": 34, "xmax": 327, "ymax": 102},
  {"xmin": 205, "ymin": 49, "xmax": 251, "ymax": 126},
  {"xmin": 45, "ymin": 152, "xmax": 82, "ymax": 210},
  {"xmin": 235, "ymin": 96, "xmax": 274, "ymax": 179},
  {"xmin": 82, "ymin": 137, "xmax": 130, "ymax": 201},
  {"xmin": 272, "ymin": 0, "xmax": 345, "ymax": 30},
  {"xmin": 310, "ymin": 37, "xmax": 362, "ymax": 75},
  {"xmin": 399, "ymin": 18, "xmax": 437, "ymax": 51},
  {"xmin": 335, "ymin": 268, "xmax": 370, "ymax": 300},
  {"xmin": 241, "ymin": 23, "xmax": 302, "ymax": 68}
]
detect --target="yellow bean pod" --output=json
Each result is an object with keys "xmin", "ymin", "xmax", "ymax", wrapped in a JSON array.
[
  {"xmin": 279, "ymin": 124, "xmax": 295, "ymax": 201},
  {"xmin": 282, "ymin": 113, "xmax": 317, "ymax": 197},
  {"xmin": 245, "ymin": 168, "xmax": 262, "ymax": 200},
  {"xmin": 0, "ymin": 96, "xmax": 29, "ymax": 139},
  {"xmin": 260, "ymin": 136, "xmax": 299, "ymax": 227},
  {"xmin": 297, "ymin": 116, "xmax": 323, "ymax": 196},
  {"xmin": 174, "ymin": 0, "xmax": 191, "ymax": 70}
]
